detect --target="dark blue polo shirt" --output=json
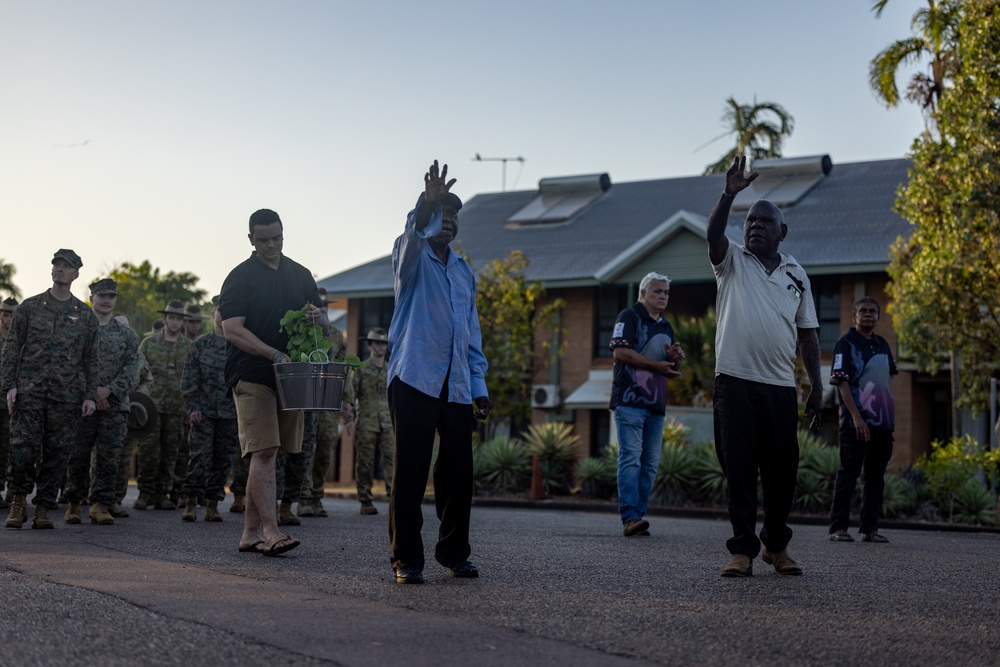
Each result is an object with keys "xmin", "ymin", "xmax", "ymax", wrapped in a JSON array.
[{"xmin": 609, "ymin": 302, "xmax": 675, "ymax": 414}]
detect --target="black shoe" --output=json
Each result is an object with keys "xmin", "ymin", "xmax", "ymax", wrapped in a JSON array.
[
  {"xmin": 395, "ymin": 566, "xmax": 424, "ymax": 584},
  {"xmin": 623, "ymin": 518, "xmax": 649, "ymax": 537},
  {"xmin": 447, "ymin": 560, "xmax": 479, "ymax": 578}
]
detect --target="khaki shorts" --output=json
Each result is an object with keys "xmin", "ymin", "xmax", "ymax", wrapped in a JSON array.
[{"xmin": 233, "ymin": 381, "xmax": 304, "ymax": 457}]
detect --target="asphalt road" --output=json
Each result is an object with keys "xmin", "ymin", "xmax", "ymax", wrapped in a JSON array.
[{"xmin": 1, "ymin": 491, "xmax": 998, "ymax": 667}]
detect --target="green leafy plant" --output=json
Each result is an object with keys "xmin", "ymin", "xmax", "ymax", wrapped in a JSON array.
[
  {"xmin": 655, "ymin": 442, "xmax": 697, "ymax": 506},
  {"xmin": 278, "ymin": 307, "xmax": 363, "ymax": 367},
  {"xmin": 522, "ymin": 422, "xmax": 579, "ymax": 496},
  {"xmin": 882, "ymin": 473, "xmax": 919, "ymax": 519},
  {"xmin": 952, "ymin": 478, "xmax": 997, "ymax": 525},
  {"xmin": 912, "ymin": 435, "xmax": 1000, "ymax": 522},
  {"xmin": 475, "ymin": 437, "xmax": 530, "ymax": 495},
  {"xmin": 576, "ymin": 456, "xmax": 616, "ymax": 499},
  {"xmin": 692, "ymin": 442, "xmax": 727, "ymax": 505}
]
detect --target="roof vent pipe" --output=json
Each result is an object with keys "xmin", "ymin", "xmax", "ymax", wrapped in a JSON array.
[{"xmin": 538, "ymin": 173, "xmax": 611, "ymax": 196}]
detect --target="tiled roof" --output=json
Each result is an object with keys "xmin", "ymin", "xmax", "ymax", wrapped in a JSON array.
[{"xmin": 318, "ymin": 157, "xmax": 912, "ymax": 297}]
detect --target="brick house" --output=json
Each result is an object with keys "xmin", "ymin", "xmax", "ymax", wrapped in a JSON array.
[{"xmin": 319, "ymin": 155, "xmax": 958, "ymax": 473}]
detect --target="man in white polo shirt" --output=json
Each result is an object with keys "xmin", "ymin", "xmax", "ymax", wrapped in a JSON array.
[{"xmin": 707, "ymin": 156, "xmax": 822, "ymax": 578}]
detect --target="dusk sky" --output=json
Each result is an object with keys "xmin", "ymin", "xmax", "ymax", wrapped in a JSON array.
[{"xmin": 1, "ymin": 1, "xmax": 928, "ymax": 302}]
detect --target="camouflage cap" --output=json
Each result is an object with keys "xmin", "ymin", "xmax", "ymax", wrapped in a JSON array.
[
  {"xmin": 365, "ymin": 327, "xmax": 388, "ymax": 342},
  {"xmin": 89, "ymin": 278, "xmax": 118, "ymax": 295},
  {"xmin": 184, "ymin": 304, "xmax": 210, "ymax": 321},
  {"xmin": 0, "ymin": 297, "xmax": 18, "ymax": 313},
  {"xmin": 52, "ymin": 248, "xmax": 83, "ymax": 269},
  {"xmin": 158, "ymin": 300, "xmax": 187, "ymax": 316}
]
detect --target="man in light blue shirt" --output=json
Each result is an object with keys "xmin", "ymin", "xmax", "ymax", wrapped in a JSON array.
[{"xmin": 387, "ymin": 159, "xmax": 491, "ymax": 585}]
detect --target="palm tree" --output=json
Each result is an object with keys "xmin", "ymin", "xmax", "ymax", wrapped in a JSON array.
[
  {"xmin": 0, "ymin": 259, "xmax": 21, "ymax": 300},
  {"xmin": 701, "ymin": 97, "xmax": 794, "ymax": 175},
  {"xmin": 869, "ymin": 0, "xmax": 962, "ymax": 135}
]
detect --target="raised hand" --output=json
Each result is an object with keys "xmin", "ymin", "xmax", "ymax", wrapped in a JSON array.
[
  {"xmin": 424, "ymin": 159, "xmax": 457, "ymax": 205},
  {"xmin": 724, "ymin": 156, "xmax": 759, "ymax": 196}
]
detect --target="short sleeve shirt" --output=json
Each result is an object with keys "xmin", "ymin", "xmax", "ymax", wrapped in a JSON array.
[
  {"xmin": 831, "ymin": 327, "xmax": 897, "ymax": 433},
  {"xmin": 608, "ymin": 302, "xmax": 675, "ymax": 414},
  {"xmin": 219, "ymin": 252, "xmax": 321, "ymax": 391},
  {"xmin": 713, "ymin": 244, "xmax": 818, "ymax": 387}
]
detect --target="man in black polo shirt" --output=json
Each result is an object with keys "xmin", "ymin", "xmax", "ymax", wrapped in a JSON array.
[
  {"xmin": 609, "ymin": 272, "xmax": 683, "ymax": 537},
  {"xmin": 219, "ymin": 208, "xmax": 328, "ymax": 557}
]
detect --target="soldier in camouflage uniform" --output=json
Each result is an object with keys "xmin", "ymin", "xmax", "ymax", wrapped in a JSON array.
[
  {"xmin": 275, "ymin": 321, "xmax": 347, "ymax": 524},
  {"xmin": 342, "ymin": 327, "xmax": 394, "ymax": 515},
  {"xmin": 113, "ymin": 345, "xmax": 152, "ymax": 516},
  {"xmin": 63, "ymin": 279, "xmax": 140, "ymax": 525},
  {"xmin": 0, "ymin": 297, "xmax": 18, "ymax": 508},
  {"xmin": 2, "ymin": 249, "xmax": 98, "ymax": 530},
  {"xmin": 135, "ymin": 300, "xmax": 191, "ymax": 510},
  {"xmin": 179, "ymin": 297, "xmax": 238, "ymax": 522},
  {"xmin": 298, "ymin": 323, "xmax": 348, "ymax": 518},
  {"xmin": 174, "ymin": 303, "xmax": 212, "ymax": 505}
]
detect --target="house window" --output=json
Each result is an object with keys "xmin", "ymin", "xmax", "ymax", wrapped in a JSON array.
[
  {"xmin": 811, "ymin": 276, "xmax": 840, "ymax": 353},
  {"xmin": 357, "ymin": 297, "xmax": 394, "ymax": 358},
  {"xmin": 594, "ymin": 284, "xmax": 631, "ymax": 359}
]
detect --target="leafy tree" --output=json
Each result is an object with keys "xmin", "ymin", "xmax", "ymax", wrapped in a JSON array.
[
  {"xmin": 107, "ymin": 260, "xmax": 207, "ymax": 335},
  {"xmin": 668, "ymin": 308, "xmax": 716, "ymax": 407},
  {"xmin": 886, "ymin": 0, "xmax": 1000, "ymax": 414},
  {"xmin": 473, "ymin": 251, "xmax": 565, "ymax": 440},
  {"xmin": 702, "ymin": 96, "xmax": 794, "ymax": 174},
  {"xmin": 869, "ymin": 0, "xmax": 963, "ymax": 136},
  {"xmin": 0, "ymin": 259, "xmax": 21, "ymax": 300}
]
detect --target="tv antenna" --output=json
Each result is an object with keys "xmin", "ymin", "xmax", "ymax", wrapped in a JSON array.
[{"xmin": 472, "ymin": 153, "xmax": 525, "ymax": 192}]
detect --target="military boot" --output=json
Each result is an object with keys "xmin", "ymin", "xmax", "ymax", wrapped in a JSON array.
[
  {"xmin": 314, "ymin": 498, "xmax": 329, "ymax": 518},
  {"xmin": 90, "ymin": 502, "xmax": 115, "ymax": 525},
  {"xmin": 32, "ymin": 505, "xmax": 54, "ymax": 529},
  {"xmin": 4, "ymin": 494, "xmax": 27, "ymax": 529},
  {"xmin": 109, "ymin": 502, "xmax": 130, "ymax": 518},
  {"xmin": 297, "ymin": 499, "xmax": 315, "ymax": 517},
  {"xmin": 64, "ymin": 501, "xmax": 82, "ymax": 524},
  {"xmin": 229, "ymin": 495, "xmax": 245, "ymax": 513},
  {"xmin": 180, "ymin": 496, "xmax": 197, "ymax": 522},
  {"xmin": 204, "ymin": 500, "xmax": 223, "ymax": 522},
  {"xmin": 133, "ymin": 491, "xmax": 152, "ymax": 510},
  {"xmin": 278, "ymin": 500, "xmax": 300, "ymax": 526},
  {"xmin": 154, "ymin": 495, "xmax": 177, "ymax": 510}
]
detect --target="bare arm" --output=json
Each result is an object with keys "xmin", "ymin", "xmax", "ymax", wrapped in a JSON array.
[
  {"xmin": 707, "ymin": 156, "xmax": 758, "ymax": 265},
  {"xmin": 836, "ymin": 380, "xmax": 870, "ymax": 442},
  {"xmin": 222, "ymin": 316, "xmax": 290, "ymax": 364},
  {"xmin": 613, "ymin": 347, "xmax": 681, "ymax": 379},
  {"xmin": 798, "ymin": 327, "xmax": 823, "ymax": 431}
]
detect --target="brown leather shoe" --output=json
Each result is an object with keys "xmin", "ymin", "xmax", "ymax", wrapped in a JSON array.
[
  {"xmin": 761, "ymin": 548, "xmax": 804, "ymax": 575},
  {"xmin": 622, "ymin": 518, "xmax": 649, "ymax": 537},
  {"xmin": 721, "ymin": 554, "xmax": 753, "ymax": 577}
]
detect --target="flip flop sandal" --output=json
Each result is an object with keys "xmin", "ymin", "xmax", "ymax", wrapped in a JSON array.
[
  {"xmin": 238, "ymin": 540, "xmax": 265, "ymax": 553},
  {"xmin": 861, "ymin": 532, "xmax": 889, "ymax": 543},
  {"xmin": 829, "ymin": 531, "xmax": 854, "ymax": 542}
]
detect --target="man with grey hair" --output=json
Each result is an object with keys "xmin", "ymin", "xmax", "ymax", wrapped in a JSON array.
[
  {"xmin": 707, "ymin": 156, "xmax": 822, "ymax": 577},
  {"xmin": 609, "ymin": 271, "xmax": 684, "ymax": 537}
]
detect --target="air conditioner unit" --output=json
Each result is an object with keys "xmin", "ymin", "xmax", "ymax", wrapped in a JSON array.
[{"xmin": 531, "ymin": 384, "xmax": 561, "ymax": 409}]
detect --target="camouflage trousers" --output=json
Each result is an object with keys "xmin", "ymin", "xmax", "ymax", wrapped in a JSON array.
[
  {"xmin": 276, "ymin": 411, "xmax": 318, "ymax": 504},
  {"xmin": 173, "ymin": 421, "xmax": 191, "ymax": 497},
  {"xmin": 0, "ymin": 408, "xmax": 11, "ymax": 498},
  {"xmin": 115, "ymin": 437, "xmax": 138, "ymax": 503},
  {"xmin": 6, "ymin": 395, "xmax": 80, "ymax": 509},
  {"xmin": 180, "ymin": 418, "xmax": 238, "ymax": 501},
  {"xmin": 136, "ymin": 412, "xmax": 184, "ymax": 497},
  {"xmin": 229, "ymin": 449, "xmax": 249, "ymax": 497},
  {"xmin": 64, "ymin": 408, "xmax": 128, "ymax": 506},
  {"xmin": 300, "ymin": 411, "xmax": 340, "ymax": 502},
  {"xmin": 355, "ymin": 428, "xmax": 394, "ymax": 504}
]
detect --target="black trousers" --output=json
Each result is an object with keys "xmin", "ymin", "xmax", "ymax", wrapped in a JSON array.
[
  {"xmin": 387, "ymin": 378, "xmax": 474, "ymax": 571},
  {"xmin": 713, "ymin": 374, "xmax": 799, "ymax": 558},
  {"xmin": 829, "ymin": 430, "xmax": 893, "ymax": 535}
]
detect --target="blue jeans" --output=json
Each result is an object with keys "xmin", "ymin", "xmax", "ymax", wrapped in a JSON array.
[{"xmin": 614, "ymin": 406, "xmax": 664, "ymax": 523}]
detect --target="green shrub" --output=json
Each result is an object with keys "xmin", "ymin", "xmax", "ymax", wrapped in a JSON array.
[
  {"xmin": 913, "ymin": 435, "xmax": 1000, "ymax": 522},
  {"xmin": 881, "ymin": 473, "xmax": 919, "ymax": 518},
  {"xmin": 691, "ymin": 441, "xmax": 727, "ymax": 504},
  {"xmin": 795, "ymin": 468, "xmax": 831, "ymax": 512},
  {"xmin": 952, "ymin": 478, "xmax": 997, "ymax": 525},
  {"xmin": 654, "ymin": 442, "xmax": 697, "ymax": 505},
  {"xmin": 523, "ymin": 422, "xmax": 579, "ymax": 495},
  {"xmin": 476, "ymin": 437, "xmax": 530, "ymax": 495},
  {"xmin": 576, "ymin": 456, "xmax": 616, "ymax": 499}
]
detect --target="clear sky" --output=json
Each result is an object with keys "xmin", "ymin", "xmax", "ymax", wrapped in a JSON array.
[{"xmin": 1, "ymin": 0, "xmax": 928, "ymax": 303}]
